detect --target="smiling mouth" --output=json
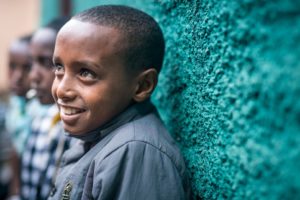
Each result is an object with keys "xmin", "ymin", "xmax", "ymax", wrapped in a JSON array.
[{"xmin": 60, "ymin": 106, "xmax": 85, "ymax": 115}]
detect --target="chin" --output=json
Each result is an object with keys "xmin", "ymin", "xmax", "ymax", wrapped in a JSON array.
[
  {"xmin": 39, "ymin": 97, "xmax": 55, "ymax": 105},
  {"xmin": 13, "ymin": 89, "xmax": 26, "ymax": 97},
  {"xmin": 63, "ymin": 125, "xmax": 82, "ymax": 135}
]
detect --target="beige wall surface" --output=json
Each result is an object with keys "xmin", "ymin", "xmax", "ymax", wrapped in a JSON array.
[{"xmin": 0, "ymin": 0, "xmax": 39, "ymax": 92}]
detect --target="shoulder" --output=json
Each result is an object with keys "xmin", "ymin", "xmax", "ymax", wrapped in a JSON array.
[
  {"xmin": 93, "ymin": 112, "xmax": 186, "ymax": 175},
  {"xmin": 89, "ymin": 131, "xmax": 189, "ymax": 199}
]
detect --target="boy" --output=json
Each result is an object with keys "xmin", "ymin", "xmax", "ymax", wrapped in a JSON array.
[
  {"xmin": 50, "ymin": 5, "xmax": 190, "ymax": 199},
  {"xmin": 6, "ymin": 34, "xmax": 33, "ymax": 155},
  {"xmin": 8, "ymin": 35, "xmax": 31, "ymax": 98},
  {"xmin": 20, "ymin": 17, "xmax": 70, "ymax": 200},
  {"xmin": 5, "ymin": 35, "xmax": 36, "ymax": 199}
]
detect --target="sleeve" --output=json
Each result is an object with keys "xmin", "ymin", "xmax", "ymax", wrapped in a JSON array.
[
  {"xmin": 92, "ymin": 141, "xmax": 186, "ymax": 200},
  {"xmin": 0, "ymin": 116, "xmax": 13, "ymax": 162}
]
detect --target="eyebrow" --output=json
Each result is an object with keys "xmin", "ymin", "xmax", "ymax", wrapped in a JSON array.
[
  {"xmin": 52, "ymin": 56, "xmax": 61, "ymax": 64},
  {"xmin": 72, "ymin": 59, "xmax": 104, "ymax": 73},
  {"xmin": 53, "ymin": 56, "xmax": 102, "ymax": 70}
]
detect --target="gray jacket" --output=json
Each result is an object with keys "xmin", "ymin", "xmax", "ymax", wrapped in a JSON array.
[{"xmin": 48, "ymin": 101, "xmax": 190, "ymax": 200}]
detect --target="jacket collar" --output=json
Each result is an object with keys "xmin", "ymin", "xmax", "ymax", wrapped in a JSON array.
[{"xmin": 65, "ymin": 100, "xmax": 155, "ymax": 143}]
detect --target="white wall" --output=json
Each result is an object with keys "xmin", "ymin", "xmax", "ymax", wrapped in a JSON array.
[{"xmin": 0, "ymin": 0, "xmax": 40, "ymax": 92}]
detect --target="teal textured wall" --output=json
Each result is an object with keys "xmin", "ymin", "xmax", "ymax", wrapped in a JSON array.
[
  {"xmin": 40, "ymin": 0, "xmax": 60, "ymax": 26},
  {"xmin": 43, "ymin": 0, "xmax": 300, "ymax": 199}
]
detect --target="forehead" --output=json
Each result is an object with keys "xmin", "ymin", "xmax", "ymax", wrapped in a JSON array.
[
  {"xmin": 31, "ymin": 28, "xmax": 56, "ymax": 53},
  {"xmin": 56, "ymin": 19, "xmax": 122, "ymax": 57},
  {"xmin": 9, "ymin": 40, "xmax": 30, "ymax": 55}
]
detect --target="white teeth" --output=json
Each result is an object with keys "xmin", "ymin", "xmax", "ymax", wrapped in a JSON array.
[{"xmin": 61, "ymin": 107, "xmax": 81, "ymax": 115}]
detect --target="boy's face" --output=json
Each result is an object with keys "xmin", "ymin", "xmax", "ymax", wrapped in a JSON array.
[
  {"xmin": 30, "ymin": 28, "xmax": 56, "ymax": 104},
  {"xmin": 8, "ymin": 40, "xmax": 31, "ymax": 97},
  {"xmin": 52, "ymin": 20, "xmax": 137, "ymax": 135}
]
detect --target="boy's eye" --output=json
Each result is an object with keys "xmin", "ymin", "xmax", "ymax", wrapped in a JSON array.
[
  {"xmin": 53, "ymin": 63, "xmax": 64, "ymax": 74},
  {"xmin": 9, "ymin": 62, "xmax": 16, "ymax": 69},
  {"xmin": 36, "ymin": 56, "xmax": 53, "ymax": 68},
  {"xmin": 9, "ymin": 62, "xmax": 31, "ymax": 71},
  {"xmin": 79, "ymin": 68, "xmax": 97, "ymax": 80}
]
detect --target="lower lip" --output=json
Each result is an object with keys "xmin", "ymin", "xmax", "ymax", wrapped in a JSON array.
[{"xmin": 60, "ymin": 111, "xmax": 84, "ymax": 126}]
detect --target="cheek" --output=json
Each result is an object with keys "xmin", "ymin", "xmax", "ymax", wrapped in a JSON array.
[
  {"xmin": 10, "ymin": 70, "xmax": 22, "ymax": 83},
  {"xmin": 9, "ymin": 71, "xmax": 15, "ymax": 80},
  {"xmin": 85, "ymin": 92, "xmax": 107, "ymax": 117},
  {"xmin": 25, "ymin": 75, "xmax": 31, "ymax": 83},
  {"xmin": 21, "ymin": 71, "xmax": 30, "ymax": 81},
  {"xmin": 86, "ymin": 92, "xmax": 102, "ymax": 109},
  {"xmin": 43, "ymin": 71, "xmax": 55, "ymax": 87},
  {"xmin": 51, "ymin": 80, "xmax": 58, "ymax": 99}
]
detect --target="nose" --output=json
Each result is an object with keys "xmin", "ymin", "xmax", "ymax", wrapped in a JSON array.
[
  {"xmin": 54, "ymin": 74, "xmax": 76, "ymax": 102},
  {"xmin": 29, "ymin": 62, "xmax": 41, "ymax": 88},
  {"xmin": 12, "ymin": 67, "xmax": 23, "ymax": 84}
]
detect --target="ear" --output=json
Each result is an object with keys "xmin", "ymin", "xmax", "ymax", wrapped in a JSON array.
[{"xmin": 133, "ymin": 68, "xmax": 158, "ymax": 102}]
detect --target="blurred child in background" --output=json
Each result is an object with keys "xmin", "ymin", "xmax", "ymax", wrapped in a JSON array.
[
  {"xmin": 6, "ymin": 34, "xmax": 36, "ymax": 155},
  {"xmin": 5, "ymin": 34, "xmax": 39, "ymax": 200},
  {"xmin": 19, "ymin": 17, "xmax": 71, "ymax": 200},
  {"xmin": 0, "ymin": 91, "xmax": 14, "ymax": 199}
]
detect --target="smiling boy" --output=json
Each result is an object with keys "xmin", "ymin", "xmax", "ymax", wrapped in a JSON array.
[{"xmin": 49, "ymin": 5, "xmax": 190, "ymax": 200}]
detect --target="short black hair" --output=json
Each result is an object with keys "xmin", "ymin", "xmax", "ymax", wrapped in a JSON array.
[
  {"xmin": 73, "ymin": 5, "xmax": 165, "ymax": 72},
  {"xmin": 45, "ymin": 16, "xmax": 70, "ymax": 33}
]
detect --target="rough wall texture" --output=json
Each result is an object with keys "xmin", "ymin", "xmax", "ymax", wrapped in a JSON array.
[{"xmin": 47, "ymin": 0, "xmax": 300, "ymax": 199}]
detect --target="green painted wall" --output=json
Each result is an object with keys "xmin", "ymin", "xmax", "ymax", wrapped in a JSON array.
[
  {"xmin": 40, "ymin": 0, "xmax": 60, "ymax": 26},
  {"xmin": 42, "ymin": 0, "xmax": 300, "ymax": 199}
]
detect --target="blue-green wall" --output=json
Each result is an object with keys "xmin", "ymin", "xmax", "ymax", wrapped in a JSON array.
[
  {"xmin": 40, "ymin": 0, "xmax": 60, "ymax": 26},
  {"xmin": 41, "ymin": 0, "xmax": 300, "ymax": 199}
]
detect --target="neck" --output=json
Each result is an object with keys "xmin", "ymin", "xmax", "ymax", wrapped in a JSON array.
[{"xmin": 65, "ymin": 100, "xmax": 154, "ymax": 143}]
